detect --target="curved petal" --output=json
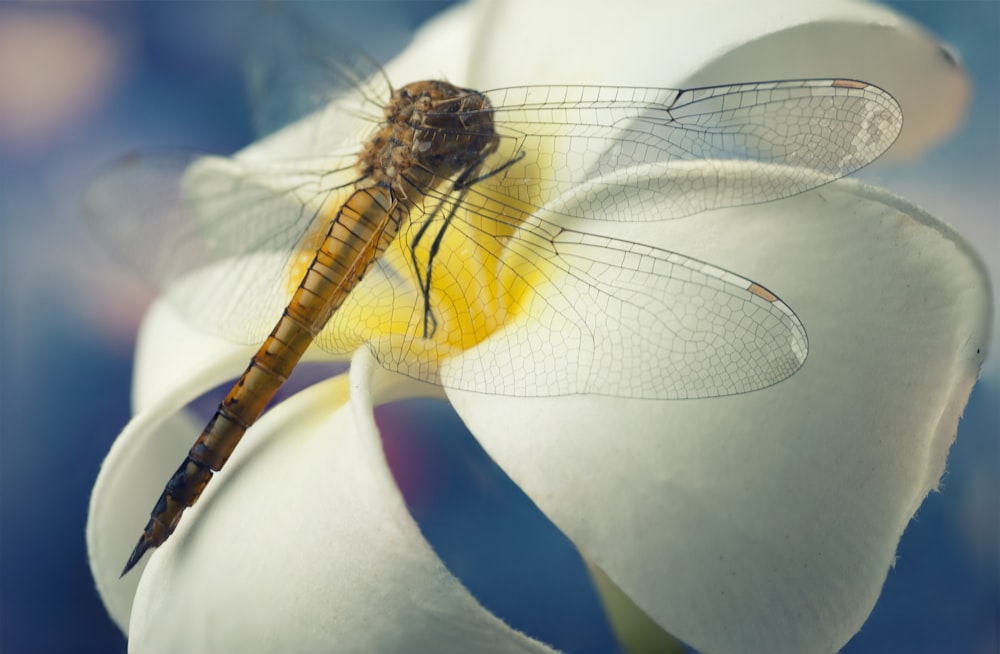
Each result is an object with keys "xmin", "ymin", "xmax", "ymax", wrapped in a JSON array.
[
  {"xmin": 448, "ymin": 169, "xmax": 992, "ymax": 653},
  {"xmin": 125, "ymin": 352, "xmax": 557, "ymax": 653},
  {"xmin": 457, "ymin": 0, "xmax": 966, "ymax": 159}
]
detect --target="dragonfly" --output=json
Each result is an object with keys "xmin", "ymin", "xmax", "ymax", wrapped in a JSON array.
[{"xmin": 86, "ymin": 32, "xmax": 902, "ymax": 576}]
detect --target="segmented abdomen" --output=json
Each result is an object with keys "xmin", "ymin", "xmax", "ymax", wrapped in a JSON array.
[{"xmin": 122, "ymin": 185, "xmax": 399, "ymax": 574}]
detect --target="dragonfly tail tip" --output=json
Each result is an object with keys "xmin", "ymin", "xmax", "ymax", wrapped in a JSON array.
[{"xmin": 120, "ymin": 537, "xmax": 152, "ymax": 578}]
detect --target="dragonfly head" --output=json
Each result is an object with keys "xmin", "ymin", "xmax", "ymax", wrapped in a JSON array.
[{"xmin": 362, "ymin": 80, "xmax": 498, "ymax": 196}]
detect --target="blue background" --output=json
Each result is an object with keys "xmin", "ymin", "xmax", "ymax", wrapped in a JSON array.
[{"xmin": 0, "ymin": 2, "xmax": 995, "ymax": 652}]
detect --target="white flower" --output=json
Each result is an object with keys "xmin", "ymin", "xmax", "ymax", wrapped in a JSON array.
[{"xmin": 87, "ymin": 1, "xmax": 991, "ymax": 653}]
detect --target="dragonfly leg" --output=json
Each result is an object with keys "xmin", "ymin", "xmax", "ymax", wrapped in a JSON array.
[{"xmin": 407, "ymin": 148, "xmax": 523, "ymax": 339}]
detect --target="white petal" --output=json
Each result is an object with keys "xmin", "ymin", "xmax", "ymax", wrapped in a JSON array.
[
  {"xmin": 449, "ymin": 169, "xmax": 991, "ymax": 654},
  {"xmin": 125, "ymin": 352, "xmax": 557, "ymax": 653}
]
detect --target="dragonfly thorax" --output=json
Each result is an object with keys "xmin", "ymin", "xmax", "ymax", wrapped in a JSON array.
[{"xmin": 358, "ymin": 80, "xmax": 498, "ymax": 203}]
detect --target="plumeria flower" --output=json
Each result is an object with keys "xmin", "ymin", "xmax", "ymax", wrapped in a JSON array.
[{"xmin": 87, "ymin": 1, "xmax": 991, "ymax": 653}]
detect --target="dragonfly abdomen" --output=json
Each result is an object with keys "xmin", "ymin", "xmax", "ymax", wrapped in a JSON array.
[{"xmin": 121, "ymin": 186, "xmax": 399, "ymax": 576}]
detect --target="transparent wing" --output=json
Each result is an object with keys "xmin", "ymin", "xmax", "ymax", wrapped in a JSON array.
[
  {"xmin": 318, "ymin": 192, "xmax": 807, "ymax": 399},
  {"xmin": 84, "ymin": 150, "xmax": 361, "ymax": 343},
  {"xmin": 474, "ymin": 79, "xmax": 902, "ymax": 221},
  {"xmin": 464, "ymin": 223, "xmax": 807, "ymax": 398}
]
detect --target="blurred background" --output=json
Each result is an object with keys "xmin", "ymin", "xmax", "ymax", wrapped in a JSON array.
[{"xmin": 0, "ymin": 2, "xmax": 995, "ymax": 653}]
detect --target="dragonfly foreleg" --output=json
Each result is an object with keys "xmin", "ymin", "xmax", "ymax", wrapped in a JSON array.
[{"xmin": 407, "ymin": 148, "xmax": 525, "ymax": 339}]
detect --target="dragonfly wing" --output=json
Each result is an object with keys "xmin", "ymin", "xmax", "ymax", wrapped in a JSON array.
[
  {"xmin": 319, "ymin": 184, "xmax": 808, "ymax": 399},
  {"xmin": 481, "ymin": 80, "xmax": 902, "ymax": 221},
  {"xmin": 445, "ymin": 219, "xmax": 808, "ymax": 399},
  {"xmin": 85, "ymin": 151, "xmax": 360, "ymax": 344}
]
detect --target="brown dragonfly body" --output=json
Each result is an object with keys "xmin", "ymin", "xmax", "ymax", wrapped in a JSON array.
[{"xmin": 122, "ymin": 80, "xmax": 500, "ymax": 575}]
